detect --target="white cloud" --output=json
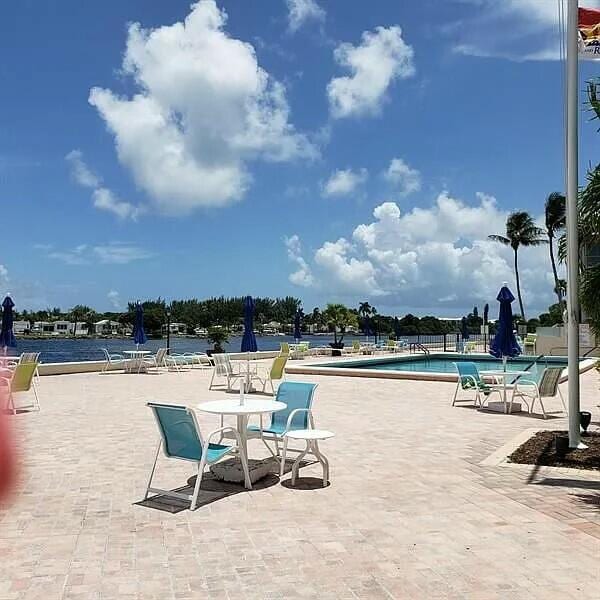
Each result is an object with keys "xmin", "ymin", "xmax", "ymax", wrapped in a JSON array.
[
  {"xmin": 66, "ymin": 150, "xmax": 141, "ymax": 221},
  {"xmin": 327, "ymin": 26, "xmax": 415, "ymax": 119},
  {"xmin": 0, "ymin": 265, "xmax": 9, "ymax": 292},
  {"xmin": 286, "ymin": 0, "xmax": 325, "ymax": 32},
  {"xmin": 322, "ymin": 167, "xmax": 368, "ymax": 197},
  {"xmin": 44, "ymin": 243, "xmax": 152, "ymax": 266},
  {"xmin": 383, "ymin": 158, "xmax": 421, "ymax": 196},
  {"xmin": 285, "ymin": 235, "xmax": 314, "ymax": 287},
  {"xmin": 107, "ymin": 290, "xmax": 121, "ymax": 309},
  {"xmin": 89, "ymin": 0, "xmax": 317, "ymax": 216},
  {"xmin": 450, "ymin": 0, "xmax": 600, "ymax": 61},
  {"xmin": 93, "ymin": 243, "xmax": 154, "ymax": 265},
  {"xmin": 287, "ymin": 191, "xmax": 559, "ymax": 315}
]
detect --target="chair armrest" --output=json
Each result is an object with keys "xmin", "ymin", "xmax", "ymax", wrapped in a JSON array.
[
  {"xmin": 284, "ymin": 408, "xmax": 315, "ymax": 433},
  {"xmin": 515, "ymin": 379, "xmax": 539, "ymax": 393},
  {"xmin": 206, "ymin": 426, "xmax": 242, "ymax": 446},
  {"xmin": 109, "ymin": 353, "xmax": 124, "ymax": 360}
]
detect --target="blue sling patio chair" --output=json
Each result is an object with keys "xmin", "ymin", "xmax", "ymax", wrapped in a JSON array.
[
  {"xmin": 451, "ymin": 362, "xmax": 502, "ymax": 408},
  {"xmin": 145, "ymin": 402, "xmax": 250, "ymax": 510},
  {"xmin": 247, "ymin": 381, "xmax": 318, "ymax": 476}
]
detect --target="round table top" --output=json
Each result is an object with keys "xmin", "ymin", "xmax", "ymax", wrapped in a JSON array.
[
  {"xmin": 123, "ymin": 350, "xmax": 151, "ymax": 355},
  {"xmin": 197, "ymin": 399, "xmax": 286, "ymax": 416},
  {"xmin": 480, "ymin": 370, "xmax": 529, "ymax": 377},
  {"xmin": 285, "ymin": 429, "xmax": 335, "ymax": 441}
]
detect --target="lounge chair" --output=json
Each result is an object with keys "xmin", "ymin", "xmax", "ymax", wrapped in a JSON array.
[
  {"xmin": 101, "ymin": 348, "xmax": 125, "ymax": 373},
  {"xmin": 183, "ymin": 352, "xmax": 212, "ymax": 369},
  {"xmin": 145, "ymin": 402, "xmax": 250, "ymax": 510},
  {"xmin": 510, "ymin": 367, "xmax": 566, "ymax": 419},
  {"xmin": 0, "ymin": 362, "xmax": 40, "ymax": 414},
  {"xmin": 255, "ymin": 355, "xmax": 288, "ymax": 394},
  {"xmin": 209, "ymin": 353, "xmax": 245, "ymax": 391},
  {"xmin": 291, "ymin": 342, "xmax": 310, "ymax": 360},
  {"xmin": 247, "ymin": 381, "xmax": 318, "ymax": 474},
  {"xmin": 452, "ymin": 362, "xmax": 501, "ymax": 407}
]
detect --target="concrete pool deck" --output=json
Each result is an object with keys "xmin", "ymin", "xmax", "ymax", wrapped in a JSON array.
[{"xmin": 1, "ymin": 362, "xmax": 599, "ymax": 599}]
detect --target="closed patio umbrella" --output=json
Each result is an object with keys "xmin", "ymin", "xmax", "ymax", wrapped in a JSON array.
[
  {"xmin": 0, "ymin": 295, "xmax": 16, "ymax": 353},
  {"xmin": 489, "ymin": 284, "xmax": 522, "ymax": 409},
  {"xmin": 293, "ymin": 310, "xmax": 302, "ymax": 342},
  {"xmin": 241, "ymin": 296, "xmax": 257, "ymax": 352},
  {"xmin": 461, "ymin": 317, "xmax": 470, "ymax": 340},
  {"xmin": 393, "ymin": 317, "xmax": 401, "ymax": 340},
  {"xmin": 132, "ymin": 302, "xmax": 147, "ymax": 347},
  {"xmin": 489, "ymin": 284, "xmax": 521, "ymax": 366}
]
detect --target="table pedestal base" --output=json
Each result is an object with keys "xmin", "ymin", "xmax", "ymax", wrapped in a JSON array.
[
  {"xmin": 485, "ymin": 401, "xmax": 522, "ymax": 414},
  {"xmin": 210, "ymin": 458, "xmax": 274, "ymax": 485}
]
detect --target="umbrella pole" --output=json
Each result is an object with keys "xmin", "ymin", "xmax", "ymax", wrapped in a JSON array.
[{"xmin": 503, "ymin": 356, "xmax": 508, "ymax": 413}]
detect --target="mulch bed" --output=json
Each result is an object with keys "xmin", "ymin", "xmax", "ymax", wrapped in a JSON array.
[{"xmin": 509, "ymin": 430, "xmax": 600, "ymax": 471}]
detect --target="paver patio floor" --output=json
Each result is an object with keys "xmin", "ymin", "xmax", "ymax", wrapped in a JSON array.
[{"xmin": 1, "ymin": 363, "xmax": 599, "ymax": 599}]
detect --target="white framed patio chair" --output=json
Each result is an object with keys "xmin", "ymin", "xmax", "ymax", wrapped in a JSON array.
[
  {"xmin": 208, "ymin": 353, "xmax": 245, "ymax": 391},
  {"xmin": 142, "ymin": 348, "xmax": 168, "ymax": 372},
  {"xmin": 0, "ymin": 362, "xmax": 40, "ymax": 414},
  {"xmin": 182, "ymin": 352, "xmax": 212, "ymax": 369},
  {"xmin": 509, "ymin": 367, "xmax": 566, "ymax": 419},
  {"xmin": 19, "ymin": 352, "xmax": 41, "ymax": 382},
  {"xmin": 452, "ymin": 362, "xmax": 502, "ymax": 407},
  {"xmin": 247, "ymin": 381, "xmax": 318, "ymax": 475},
  {"xmin": 145, "ymin": 402, "xmax": 250, "ymax": 510},
  {"xmin": 101, "ymin": 348, "xmax": 125, "ymax": 373}
]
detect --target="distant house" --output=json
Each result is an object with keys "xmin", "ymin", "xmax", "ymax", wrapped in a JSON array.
[
  {"xmin": 53, "ymin": 321, "xmax": 72, "ymax": 336},
  {"xmin": 13, "ymin": 320, "xmax": 30, "ymax": 334},
  {"xmin": 263, "ymin": 321, "xmax": 281, "ymax": 335},
  {"xmin": 168, "ymin": 322, "xmax": 187, "ymax": 334},
  {"xmin": 72, "ymin": 322, "xmax": 89, "ymax": 336},
  {"xmin": 32, "ymin": 321, "xmax": 56, "ymax": 334},
  {"xmin": 94, "ymin": 319, "xmax": 121, "ymax": 335}
]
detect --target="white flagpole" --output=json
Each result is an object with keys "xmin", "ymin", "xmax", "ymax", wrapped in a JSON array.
[{"xmin": 566, "ymin": 0, "xmax": 583, "ymax": 448}]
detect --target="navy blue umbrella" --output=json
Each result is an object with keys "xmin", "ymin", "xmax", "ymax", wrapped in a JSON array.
[
  {"xmin": 461, "ymin": 317, "xmax": 470, "ymax": 340},
  {"xmin": 132, "ymin": 302, "xmax": 147, "ymax": 347},
  {"xmin": 393, "ymin": 317, "xmax": 401, "ymax": 339},
  {"xmin": 363, "ymin": 316, "xmax": 372, "ymax": 338},
  {"xmin": 293, "ymin": 310, "xmax": 302, "ymax": 342},
  {"xmin": 241, "ymin": 296, "xmax": 258, "ymax": 352},
  {"xmin": 489, "ymin": 285, "xmax": 521, "ymax": 365},
  {"xmin": 0, "ymin": 295, "xmax": 16, "ymax": 351}
]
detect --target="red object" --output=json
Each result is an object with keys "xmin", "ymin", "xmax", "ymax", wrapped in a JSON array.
[
  {"xmin": 0, "ymin": 411, "xmax": 16, "ymax": 500},
  {"xmin": 579, "ymin": 7, "xmax": 600, "ymax": 28}
]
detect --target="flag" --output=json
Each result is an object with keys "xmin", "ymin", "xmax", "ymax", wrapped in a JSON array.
[{"xmin": 579, "ymin": 7, "xmax": 600, "ymax": 59}]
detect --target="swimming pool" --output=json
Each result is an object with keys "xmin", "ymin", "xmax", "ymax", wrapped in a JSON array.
[{"xmin": 285, "ymin": 352, "xmax": 592, "ymax": 383}]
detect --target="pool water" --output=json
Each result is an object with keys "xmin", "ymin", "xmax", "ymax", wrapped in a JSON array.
[{"xmin": 319, "ymin": 354, "xmax": 569, "ymax": 383}]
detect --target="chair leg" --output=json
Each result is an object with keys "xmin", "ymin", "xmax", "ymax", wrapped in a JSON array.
[
  {"xmin": 191, "ymin": 459, "xmax": 206, "ymax": 510},
  {"xmin": 144, "ymin": 441, "xmax": 162, "ymax": 500},
  {"xmin": 32, "ymin": 383, "xmax": 40, "ymax": 411},
  {"xmin": 538, "ymin": 397, "xmax": 547, "ymax": 419},
  {"xmin": 209, "ymin": 369, "xmax": 216, "ymax": 390}
]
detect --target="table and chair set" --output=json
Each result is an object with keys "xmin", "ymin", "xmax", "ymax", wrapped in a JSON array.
[
  {"xmin": 452, "ymin": 361, "xmax": 567, "ymax": 419},
  {"xmin": 144, "ymin": 380, "xmax": 334, "ymax": 510}
]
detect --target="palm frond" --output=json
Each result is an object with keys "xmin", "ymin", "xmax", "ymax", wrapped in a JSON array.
[{"xmin": 488, "ymin": 234, "xmax": 510, "ymax": 245}]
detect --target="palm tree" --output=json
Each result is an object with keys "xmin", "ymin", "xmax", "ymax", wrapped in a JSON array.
[
  {"xmin": 545, "ymin": 192, "xmax": 566, "ymax": 307},
  {"xmin": 489, "ymin": 211, "xmax": 546, "ymax": 320},
  {"xmin": 358, "ymin": 301, "xmax": 372, "ymax": 337}
]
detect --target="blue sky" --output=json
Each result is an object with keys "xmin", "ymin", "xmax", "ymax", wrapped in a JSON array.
[{"xmin": 1, "ymin": 0, "xmax": 599, "ymax": 317}]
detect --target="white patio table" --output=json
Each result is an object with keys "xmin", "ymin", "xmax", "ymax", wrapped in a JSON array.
[
  {"xmin": 123, "ymin": 350, "xmax": 151, "ymax": 373},
  {"xmin": 480, "ymin": 370, "xmax": 529, "ymax": 413},
  {"xmin": 197, "ymin": 398, "xmax": 286, "ymax": 487}
]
